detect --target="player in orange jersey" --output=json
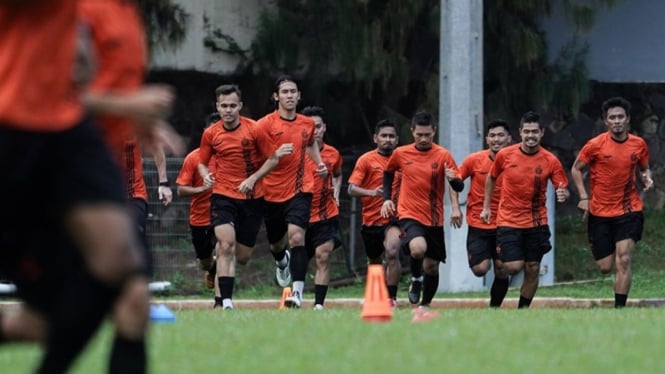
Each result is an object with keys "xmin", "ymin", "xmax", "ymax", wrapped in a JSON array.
[
  {"xmin": 571, "ymin": 97, "xmax": 653, "ymax": 308},
  {"xmin": 199, "ymin": 84, "xmax": 291, "ymax": 310},
  {"xmin": 381, "ymin": 112, "xmax": 464, "ymax": 314},
  {"xmin": 348, "ymin": 119, "xmax": 403, "ymax": 307},
  {"xmin": 481, "ymin": 111, "xmax": 569, "ymax": 309},
  {"xmin": 450, "ymin": 119, "xmax": 512, "ymax": 308},
  {"xmin": 256, "ymin": 75, "xmax": 327, "ymax": 306},
  {"xmin": 177, "ymin": 113, "xmax": 220, "ymax": 304},
  {"xmin": 293, "ymin": 106, "xmax": 343, "ymax": 310}
]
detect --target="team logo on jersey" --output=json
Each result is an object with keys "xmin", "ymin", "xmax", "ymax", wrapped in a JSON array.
[
  {"xmin": 241, "ymin": 138, "xmax": 250, "ymax": 147},
  {"xmin": 431, "ymin": 162, "xmax": 438, "ymax": 170},
  {"xmin": 535, "ymin": 166, "xmax": 542, "ymax": 175},
  {"xmin": 301, "ymin": 130, "xmax": 309, "ymax": 139}
]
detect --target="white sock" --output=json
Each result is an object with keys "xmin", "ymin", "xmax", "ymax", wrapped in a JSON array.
[
  {"xmin": 412, "ymin": 276, "xmax": 423, "ymax": 282},
  {"xmin": 292, "ymin": 281, "xmax": 304, "ymax": 296}
]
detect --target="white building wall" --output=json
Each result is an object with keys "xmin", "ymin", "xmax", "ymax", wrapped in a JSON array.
[{"xmin": 151, "ymin": 0, "xmax": 272, "ymax": 74}]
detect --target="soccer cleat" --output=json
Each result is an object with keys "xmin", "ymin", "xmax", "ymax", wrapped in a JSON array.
[
  {"xmin": 388, "ymin": 298, "xmax": 397, "ymax": 310},
  {"xmin": 275, "ymin": 250, "xmax": 292, "ymax": 287},
  {"xmin": 313, "ymin": 304, "xmax": 324, "ymax": 311},
  {"xmin": 408, "ymin": 280, "xmax": 422, "ymax": 304},
  {"xmin": 204, "ymin": 271, "xmax": 215, "ymax": 289},
  {"xmin": 284, "ymin": 290, "xmax": 302, "ymax": 309}
]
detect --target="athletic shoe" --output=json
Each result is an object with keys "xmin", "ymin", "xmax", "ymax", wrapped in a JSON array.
[
  {"xmin": 313, "ymin": 304, "xmax": 324, "ymax": 311},
  {"xmin": 223, "ymin": 306, "xmax": 233, "ymax": 310},
  {"xmin": 284, "ymin": 290, "xmax": 302, "ymax": 309},
  {"xmin": 411, "ymin": 306, "xmax": 440, "ymax": 323},
  {"xmin": 388, "ymin": 298, "xmax": 397, "ymax": 310},
  {"xmin": 204, "ymin": 271, "xmax": 215, "ymax": 289},
  {"xmin": 408, "ymin": 280, "xmax": 422, "ymax": 304},
  {"xmin": 275, "ymin": 250, "xmax": 292, "ymax": 287}
]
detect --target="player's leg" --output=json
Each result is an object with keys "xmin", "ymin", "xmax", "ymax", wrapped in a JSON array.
[
  {"xmin": 419, "ymin": 226, "xmax": 445, "ymax": 307},
  {"xmin": 264, "ymin": 200, "xmax": 291, "ymax": 287},
  {"xmin": 612, "ymin": 212, "xmax": 644, "ymax": 307},
  {"xmin": 384, "ymin": 225, "xmax": 402, "ymax": 303},
  {"xmin": 284, "ymin": 193, "xmax": 312, "ymax": 308},
  {"xmin": 519, "ymin": 225, "xmax": 553, "ymax": 309},
  {"xmin": 401, "ymin": 219, "xmax": 426, "ymax": 304}
]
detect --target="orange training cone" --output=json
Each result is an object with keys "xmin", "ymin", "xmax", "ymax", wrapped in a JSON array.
[
  {"xmin": 361, "ymin": 264, "xmax": 393, "ymax": 322},
  {"xmin": 279, "ymin": 287, "xmax": 292, "ymax": 310}
]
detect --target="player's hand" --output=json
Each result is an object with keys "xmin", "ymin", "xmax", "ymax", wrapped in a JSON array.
[
  {"xmin": 129, "ymin": 85, "xmax": 174, "ymax": 124},
  {"xmin": 315, "ymin": 163, "xmax": 328, "ymax": 178},
  {"xmin": 479, "ymin": 207, "xmax": 491, "ymax": 225},
  {"xmin": 380, "ymin": 200, "xmax": 395, "ymax": 219},
  {"xmin": 202, "ymin": 177, "xmax": 214, "ymax": 190},
  {"xmin": 275, "ymin": 143, "xmax": 294, "ymax": 158},
  {"xmin": 642, "ymin": 172, "xmax": 654, "ymax": 192},
  {"xmin": 373, "ymin": 187, "xmax": 384, "ymax": 197},
  {"xmin": 450, "ymin": 206, "xmax": 463, "ymax": 229},
  {"xmin": 577, "ymin": 199, "xmax": 589, "ymax": 223},
  {"xmin": 238, "ymin": 176, "xmax": 257, "ymax": 194},
  {"xmin": 444, "ymin": 163, "xmax": 457, "ymax": 180},
  {"xmin": 555, "ymin": 182, "xmax": 569, "ymax": 203},
  {"xmin": 158, "ymin": 185, "xmax": 173, "ymax": 206}
]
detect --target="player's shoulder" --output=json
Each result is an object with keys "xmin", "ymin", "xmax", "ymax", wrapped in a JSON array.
[
  {"xmin": 294, "ymin": 113, "xmax": 315, "ymax": 126},
  {"xmin": 240, "ymin": 116, "xmax": 257, "ymax": 126},
  {"xmin": 256, "ymin": 111, "xmax": 277, "ymax": 125},
  {"xmin": 627, "ymin": 133, "xmax": 648, "ymax": 146},
  {"xmin": 323, "ymin": 143, "xmax": 341, "ymax": 155},
  {"xmin": 465, "ymin": 149, "xmax": 489, "ymax": 162}
]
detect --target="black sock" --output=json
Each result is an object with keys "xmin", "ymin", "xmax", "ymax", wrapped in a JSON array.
[
  {"xmin": 410, "ymin": 256, "xmax": 423, "ymax": 279},
  {"xmin": 489, "ymin": 277, "xmax": 509, "ymax": 308},
  {"xmin": 271, "ymin": 245, "xmax": 287, "ymax": 263},
  {"xmin": 387, "ymin": 285, "xmax": 398, "ymax": 300},
  {"xmin": 289, "ymin": 246, "xmax": 308, "ymax": 282},
  {"xmin": 37, "ymin": 270, "xmax": 121, "ymax": 374},
  {"xmin": 214, "ymin": 297, "xmax": 223, "ymax": 307},
  {"xmin": 518, "ymin": 295, "xmax": 532, "ymax": 309},
  {"xmin": 314, "ymin": 284, "xmax": 328, "ymax": 306},
  {"xmin": 109, "ymin": 336, "xmax": 146, "ymax": 374},
  {"xmin": 218, "ymin": 277, "xmax": 234, "ymax": 300},
  {"xmin": 420, "ymin": 274, "xmax": 439, "ymax": 306},
  {"xmin": 615, "ymin": 293, "xmax": 628, "ymax": 308}
]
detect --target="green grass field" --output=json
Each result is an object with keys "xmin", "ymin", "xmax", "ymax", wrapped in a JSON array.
[{"xmin": 2, "ymin": 307, "xmax": 664, "ymax": 373}]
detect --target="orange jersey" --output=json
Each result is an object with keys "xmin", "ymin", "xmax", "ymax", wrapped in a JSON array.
[
  {"xmin": 198, "ymin": 117, "xmax": 275, "ymax": 200},
  {"xmin": 490, "ymin": 144, "xmax": 568, "ymax": 228},
  {"xmin": 577, "ymin": 132, "xmax": 649, "ymax": 217},
  {"xmin": 176, "ymin": 148, "xmax": 214, "ymax": 226},
  {"xmin": 348, "ymin": 150, "xmax": 402, "ymax": 226},
  {"xmin": 385, "ymin": 144, "xmax": 460, "ymax": 227},
  {"xmin": 256, "ymin": 111, "xmax": 316, "ymax": 202},
  {"xmin": 0, "ymin": 0, "xmax": 82, "ymax": 130},
  {"xmin": 458, "ymin": 150, "xmax": 502, "ymax": 229},
  {"xmin": 79, "ymin": 0, "xmax": 148, "ymax": 200},
  {"xmin": 307, "ymin": 144, "xmax": 343, "ymax": 223}
]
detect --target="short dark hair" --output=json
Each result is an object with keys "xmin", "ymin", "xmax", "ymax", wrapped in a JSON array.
[
  {"xmin": 487, "ymin": 119, "xmax": 510, "ymax": 134},
  {"xmin": 411, "ymin": 111, "xmax": 434, "ymax": 129},
  {"xmin": 520, "ymin": 111, "xmax": 542, "ymax": 129},
  {"xmin": 301, "ymin": 106, "xmax": 325, "ymax": 122},
  {"xmin": 375, "ymin": 119, "xmax": 398, "ymax": 134},
  {"xmin": 274, "ymin": 74, "xmax": 297, "ymax": 93},
  {"xmin": 601, "ymin": 97, "xmax": 631, "ymax": 119},
  {"xmin": 215, "ymin": 84, "xmax": 242, "ymax": 100}
]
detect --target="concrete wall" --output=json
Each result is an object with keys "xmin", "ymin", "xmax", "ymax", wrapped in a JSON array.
[
  {"xmin": 542, "ymin": 0, "xmax": 665, "ymax": 83},
  {"xmin": 151, "ymin": 0, "xmax": 272, "ymax": 74}
]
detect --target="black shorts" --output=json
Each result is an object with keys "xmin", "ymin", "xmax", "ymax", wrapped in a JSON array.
[
  {"xmin": 496, "ymin": 225, "xmax": 552, "ymax": 263},
  {"xmin": 210, "ymin": 194, "xmax": 264, "ymax": 247},
  {"xmin": 190, "ymin": 225, "xmax": 216, "ymax": 259},
  {"xmin": 131, "ymin": 198, "xmax": 152, "ymax": 276},
  {"xmin": 0, "ymin": 117, "xmax": 127, "ymax": 315},
  {"xmin": 306, "ymin": 217, "xmax": 342, "ymax": 259},
  {"xmin": 588, "ymin": 212, "xmax": 644, "ymax": 261},
  {"xmin": 264, "ymin": 193, "xmax": 312, "ymax": 244},
  {"xmin": 466, "ymin": 226, "xmax": 498, "ymax": 268},
  {"xmin": 399, "ymin": 219, "xmax": 446, "ymax": 262},
  {"xmin": 360, "ymin": 219, "xmax": 400, "ymax": 260}
]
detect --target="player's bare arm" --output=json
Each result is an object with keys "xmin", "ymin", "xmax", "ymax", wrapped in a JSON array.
[
  {"xmin": 306, "ymin": 142, "xmax": 328, "ymax": 178},
  {"xmin": 238, "ymin": 143, "xmax": 292, "ymax": 194},
  {"xmin": 449, "ymin": 188, "xmax": 463, "ymax": 228},
  {"xmin": 571, "ymin": 157, "xmax": 590, "ymax": 221},
  {"xmin": 480, "ymin": 174, "xmax": 496, "ymax": 224},
  {"xmin": 348, "ymin": 184, "xmax": 383, "ymax": 198}
]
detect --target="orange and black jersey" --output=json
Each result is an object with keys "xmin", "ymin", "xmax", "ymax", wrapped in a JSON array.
[
  {"xmin": 307, "ymin": 144, "xmax": 342, "ymax": 223},
  {"xmin": 490, "ymin": 144, "xmax": 568, "ymax": 228},
  {"xmin": 199, "ymin": 117, "xmax": 275, "ymax": 200},
  {"xmin": 459, "ymin": 149, "xmax": 501, "ymax": 229},
  {"xmin": 0, "ymin": 0, "xmax": 82, "ymax": 130},
  {"xmin": 348, "ymin": 150, "xmax": 402, "ymax": 226},
  {"xmin": 385, "ymin": 143, "xmax": 460, "ymax": 227},
  {"xmin": 79, "ymin": 0, "xmax": 148, "ymax": 200},
  {"xmin": 256, "ymin": 111, "xmax": 316, "ymax": 203},
  {"xmin": 176, "ymin": 148, "xmax": 214, "ymax": 226},
  {"xmin": 577, "ymin": 132, "xmax": 649, "ymax": 217}
]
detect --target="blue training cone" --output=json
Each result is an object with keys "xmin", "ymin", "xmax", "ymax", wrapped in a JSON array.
[{"xmin": 150, "ymin": 304, "xmax": 176, "ymax": 323}]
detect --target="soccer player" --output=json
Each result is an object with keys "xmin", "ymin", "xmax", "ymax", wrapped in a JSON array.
[
  {"xmin": 571, "ymin": 97, "xmax": 653, "ymax": 308},
  {"xmin": 198, "ymin": 84, "xmax": 290, "ymax": 310},
  {"xmin": 176, "ymin": 113, "xmax": 219, "ymax": 304},
  {"xmin": 348, "ymin": 119, "xmax": 403, "ymax": 307},
  {"xmin": 380, "ymin": 112, "xmax": 464, "ymax": 314},
  {"xmin": 480, "ymin": 111, "xmax": 569, "ymax": 309},
  {"xmin": 256, "ymin": 75, "xmax": 327, "ymax": 307},
  {"xmin": 297, "ymin": 106, "xmax": 343, "ymax": 310},
  {"xmin": 0, "ymin": 0, "xmax": 177, "ymax": 372},
  {"xmin": 449, "ymin": 119, "xmax": 512, "ymax": 308}
]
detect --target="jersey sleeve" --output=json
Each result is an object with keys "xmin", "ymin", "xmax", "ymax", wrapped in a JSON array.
[
  {"xmin": 198, "ymin": 128, "xmax": 213, "ymax": 165},
  {"xmin": 550, "ymin": 156, "xmax": 569, "ymax": 188},
  {"xmin": 490, "ymin": 151, "xmax": 504, "ymax": 178},
  {"xmin": 252, "ymin": 120, "xmax": 277, "ymax": 159},
  {"xmin": 577, "ymin": 140, "xmax": 597, "ymax": 165},
  {"xmin": 385, "ymin": 150, "xmax": 401, "ymax": 173},
  {"xmin": 348, "ymin": 156, "xmax": 368, "ymax": 186},
  {"xmin": 176, "ymin": 152, "xmax": 196, "ymax": 186}
]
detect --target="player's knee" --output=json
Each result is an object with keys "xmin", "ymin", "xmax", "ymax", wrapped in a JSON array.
[
  {"xmin": 217, "ymin": 240, "xmax": 235, "ymax": 257},
  {"xmin": 616, "ymin": 252, "xmax": 631, "ymax": 272},
  {"xmin": 524, "ymin": 262, "xmax": 540, "ymax": 278},
  {"xmin": 235, "ymin": 251, "xmax": 252, "ymax": 266},
  {"xmin": 504, "ymin": 262, "xmax": 523, "ymax": 275},
  {"xmin": 288, "ymin": 231, "xmax": 305, "ymax": 247}
]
